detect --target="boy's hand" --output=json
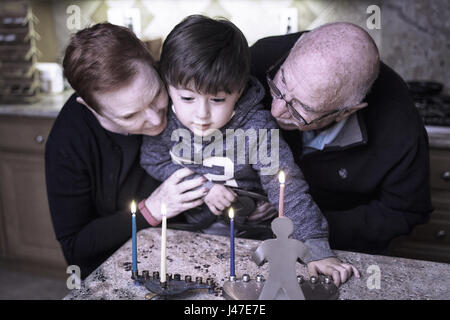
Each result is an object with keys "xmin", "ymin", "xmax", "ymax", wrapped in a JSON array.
[
  {"xmin": 307, "ymin": 257, "xmax": 360, "ymax": 287},
  {"xmin": 204, "ymin": 184, "xmax": 237, "ymax": 215}
]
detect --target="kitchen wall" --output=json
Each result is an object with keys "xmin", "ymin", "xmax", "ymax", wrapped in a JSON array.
[
  {"xmin": 28, "ymin": 0, "xmax": 449, "ymax": 93},
  {"xmin": 38, "ymin": 0, "xmax": 383, "ymax": 59},
  {"xmin": 381, "ymin": 1, "xmax": 450, "ymax": 94}
]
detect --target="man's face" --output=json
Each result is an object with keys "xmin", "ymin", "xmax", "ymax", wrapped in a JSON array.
[
  {"xmin": 168, "ymin": 84, "xmax": 241, "ymax": 137},
  {"xmin": 269, "ymin": 60, "xmax": 345, "ymax": 132},
  {"xmin": 95, "ymin": 65, "xmax": 169, "ymax": 136}
]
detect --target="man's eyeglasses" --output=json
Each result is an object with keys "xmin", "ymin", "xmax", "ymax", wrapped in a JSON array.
[{"xmin": 265, "ymin": 54, "xmax": 346, "ymax": 126}]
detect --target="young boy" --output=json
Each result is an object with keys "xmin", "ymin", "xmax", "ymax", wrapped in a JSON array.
[{"xmin": 140, "ymin": 15, "xmax": 334, "ymax": 263}]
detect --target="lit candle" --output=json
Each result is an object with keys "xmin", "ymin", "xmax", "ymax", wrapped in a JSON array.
[
  {"xmin": 278, "ymin": 171, "xmax": 285, "ymax": 217},
  {"xmin": 130, "ymin": 200, "xmax": 138, "ymax": 276},
  {"xmin": 160, "ymin": 203, "xmax": 167, "ymax": 284},
  {"xmin": 229, "ymin": 207, "xmax": 235, "ymax": 277}
]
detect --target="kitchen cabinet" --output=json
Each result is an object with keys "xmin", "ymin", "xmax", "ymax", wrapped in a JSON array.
[
  {"xmin": 0, "ymin": 196, "xmax": 5, "ymax": 258},
  {"xmin": 0, "ymin": 115, "xmax": 66, "ymax": 270},
  {"xmin": 0, "ymin": 2, "xmax": 41, "ymax": 104},
  {"xmin": 391, "ymin": 148, "xmax": 450, "ymax": 263}
]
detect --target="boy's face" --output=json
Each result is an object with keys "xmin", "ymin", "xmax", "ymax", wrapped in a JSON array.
[{"xmin": 168, "ymin": 84, "xmax": 242, "ymax": 136}]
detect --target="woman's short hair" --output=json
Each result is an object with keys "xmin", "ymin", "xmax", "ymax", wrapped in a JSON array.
[
  {"xmin": 159, "ymin": 15, "xmax": 250, "ymax": 95},
  {"xmin": 63, "ymin": 23, "xmax": 154, "ymax": 112}
]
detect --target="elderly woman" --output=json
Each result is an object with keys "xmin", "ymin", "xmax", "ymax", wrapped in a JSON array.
[{"xmin": 45, "ymin": 23, "xmax": 207, "ymax": 279}]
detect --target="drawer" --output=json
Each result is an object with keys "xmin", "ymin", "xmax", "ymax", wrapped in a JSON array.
[
  {"xmin": 408, "ymin": 214, "xmax": 450, "ymax": 245},
  {"xmin": 0, "ymin": 116, "xmax": 54, "ymax": 152},
  {"xmin": 391, "ymin": 239, "xmax": 450, "ymax": 263},
  {"xmin": 431, "ymin": 191, "xmax": 450, "ymax": 211},
  {"xmin": 430, "ymin": 149, "xmax": 450, "ymax": 190}
]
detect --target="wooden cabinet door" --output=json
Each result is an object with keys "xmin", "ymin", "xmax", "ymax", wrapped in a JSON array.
[
  {"xmin": 0, "ymin": 150, "xmax": 66, "ymax": 268},
  {"xmin": 391, "ymin": 148, "xmax": 450, "ymax": 263},
  {"xmin": 0, "ymin": 195, "xmax": 5, "ymax": 258}
]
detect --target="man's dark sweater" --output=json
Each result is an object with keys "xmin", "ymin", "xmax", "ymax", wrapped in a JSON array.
[
  {"xmin": 250, "ymin": 32, "xmax": 433, "ymax": 254},
  {"xmin": 45, "ymin": 94, "xmax": 160, "ymax": 279}
]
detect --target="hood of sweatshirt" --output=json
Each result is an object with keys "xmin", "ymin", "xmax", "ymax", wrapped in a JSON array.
[
  {"xmin": 167, "ymin": 75, "xmax": 267, "ymax": 134},
  {"xmin": 223, "ymin": 75, "xmax": 266, "ymax": 130}
]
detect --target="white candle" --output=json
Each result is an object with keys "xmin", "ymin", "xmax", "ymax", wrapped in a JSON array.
[
  {"xmin": 160, "ymin": 203, "xmax": 167, "ymax": 283},
  {"xmin": 278, "ymin": 171, "xmax": 285, "ymax": 217}
]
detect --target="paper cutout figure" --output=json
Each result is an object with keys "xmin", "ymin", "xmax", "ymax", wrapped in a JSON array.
[{"xmin": 251, "ymin": 216, "xmax": 311, "ymax": 300}]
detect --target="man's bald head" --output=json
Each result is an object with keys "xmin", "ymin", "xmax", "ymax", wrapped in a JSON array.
[{"xmin": 284, "ymin": 22, "xmax": 380, "ymax": 111}]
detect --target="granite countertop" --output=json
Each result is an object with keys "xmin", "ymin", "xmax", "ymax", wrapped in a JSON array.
[
  {"xmin": 64, "ymin": 228, "xmax": 450, "ymax": 300},
  {"xmin": 425, "ymin": 126, "xmax": 450, "ymax": 149},
  {"xmin": 0, "ymin": 90, "xmax": 74, "ymax": 118}
]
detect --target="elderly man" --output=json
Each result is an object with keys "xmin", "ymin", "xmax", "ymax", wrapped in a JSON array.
[{"xmin": 251, "ymin": 23, "xmax": 432, "ymax": 266}]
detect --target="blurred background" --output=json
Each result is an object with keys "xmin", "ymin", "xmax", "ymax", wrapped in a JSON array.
[
  {"xmin": 0, "ymin": 0, "xmax": 449, "ymax": 300},
  {"xmin": 24, "ymin": 0, "xmax": 450, "ymax": 92}
]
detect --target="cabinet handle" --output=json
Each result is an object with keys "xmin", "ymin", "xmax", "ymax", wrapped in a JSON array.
[
  {"xmin": 441, "ymin": 171, "xmax": 450, "ymax": 181},
  {"xmin": 435, "ymin": 230, "xmax": 446, "ymax": 240},
  {"xmin": 35, "ymin": 134, "xmax": 45, "ymax": 144}
]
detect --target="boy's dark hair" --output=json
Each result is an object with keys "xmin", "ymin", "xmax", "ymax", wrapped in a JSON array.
[
  {"xmin": 159, "ymin": 15, "xmax": 250, "ymax": 95},
  {"xmin": 63, "ymin": 22, "xmax": 154, "ymax": 112}
]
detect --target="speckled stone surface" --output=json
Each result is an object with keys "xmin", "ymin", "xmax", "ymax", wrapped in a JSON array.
[
  {"xmin": 64, "ymin": 228, "xmax": 450, "ymax": 300},
  {"xmin": 0, "ymin": 90, "xmax": 73, "ymax": 118},
  {"xmin": 426, "ymin": 126, "xmax": 450, "ymax": 149}
]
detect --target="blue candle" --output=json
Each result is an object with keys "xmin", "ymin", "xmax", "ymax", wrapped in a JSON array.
[
  {"xmin": 229, "ymin": 208, "xmax": 235, "ymax": 277},
  {"xmin": 131, "ymin": 201, "xmax": 138, "ymax": 274}
]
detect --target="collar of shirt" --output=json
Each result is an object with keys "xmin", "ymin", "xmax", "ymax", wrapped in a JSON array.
[
  {"xmin": 301, "ymin": 112, "xmax": 366, "ymax": 155},
  {"xmin": 303, "ymin": 117, "xmax": 349, "ymax": 152}
]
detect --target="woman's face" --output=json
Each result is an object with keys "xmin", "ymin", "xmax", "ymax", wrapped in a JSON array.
[{"xmin": 94, "ymin": 64, "xmax": 169, "ymax": 136}]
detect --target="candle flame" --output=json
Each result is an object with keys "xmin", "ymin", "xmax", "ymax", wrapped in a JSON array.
[
  {"xmin": 279, "ymin": 171, "xmax": 285, "ymax": 184},
  {"xmin": 161, "ymin": 203, "xmax": 167, "ymax": 217},
  {"xmin": 228, "ymin": 207, "xmax": 234, "ymax": 219},
  {"xmin": 130, "ymin": 200, "xmax": 136, "ymax": 214}
]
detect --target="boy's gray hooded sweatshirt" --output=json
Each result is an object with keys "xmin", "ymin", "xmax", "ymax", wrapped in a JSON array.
[{"xmin": 141, "ymin": 77, "xmax": 335, "ymax": 262}]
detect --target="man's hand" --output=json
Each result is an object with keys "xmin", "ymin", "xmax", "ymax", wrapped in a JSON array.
[
  {"xmin": 204, "ymin": 184, "xmax": 237, "ymax": 215},
  {"xmin": 307, "ymin": 257, "xmax": 360, "ymax": 287}
]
